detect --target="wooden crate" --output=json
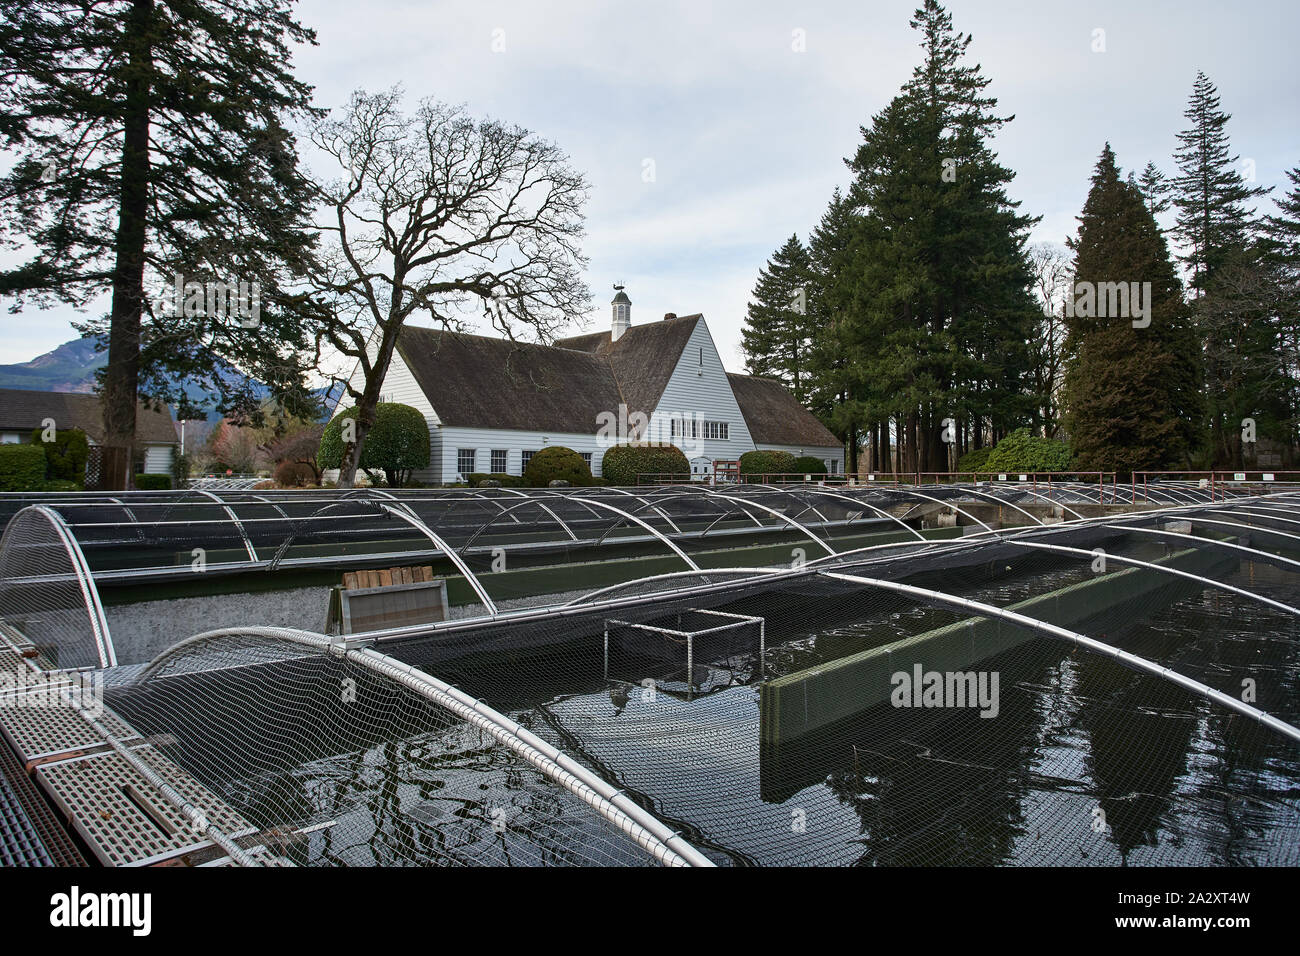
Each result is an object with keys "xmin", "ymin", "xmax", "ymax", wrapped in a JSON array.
[{"xmin": 326, "ymin": 566, "xmax": 448, "ymax": 634}]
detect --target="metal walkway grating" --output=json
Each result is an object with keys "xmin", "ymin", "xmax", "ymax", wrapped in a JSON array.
[
  {"xmin": 0, "ymin": 722, "xmax": 85, "ymax": 866},
  {"xmin": 36, "ymin": 746, "xmax": 257, "ymax": 867}
]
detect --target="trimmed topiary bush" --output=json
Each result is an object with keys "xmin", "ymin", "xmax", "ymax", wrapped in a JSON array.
[
  {"xmin": 791, "ymin": 455, "xmax": 827, "ymax": 475},
  {"xmin": 739, "ymin": 449, "xmax": 799, "ymax": 479},
  {"xmin": 600, "ymin": 443, "xmax": 690, "ymax": 486},
  {"xmin": 524, "ymin": 446, "xmax": 590, "ymax": 487},
  {"xmin": 134, "ymin": 473, "xmax": 172, "ymax": 490},
  {"xmin": 0, "ymin": 444, "xmax": 50, "ymax": 491},
  {"xmin": 318, "ymin": 402, "xmax": 431, "ymax": 488},
  {"xmin": 30, "ymin": 428, "xmax": 89, "ymax": 484},
  {"xmin": 983, "ymin": 428, "xmax": 1072, "ymax": 474}
]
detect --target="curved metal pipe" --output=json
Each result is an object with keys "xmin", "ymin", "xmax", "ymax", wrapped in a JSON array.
[{"xmin": 818, "ymin": 570, "xmax": 1300, "ymax": 744}]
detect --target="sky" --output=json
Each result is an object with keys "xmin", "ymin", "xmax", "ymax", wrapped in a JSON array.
[{"xmin": 2, "ymin": 0, "xmax": 1298, "ymax": 372}]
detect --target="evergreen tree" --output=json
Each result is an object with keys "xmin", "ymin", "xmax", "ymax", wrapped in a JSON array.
[
  {"xmin": 741, "ymin": 234, "xmax": 816, "ymax": 401},
  {"xmin": 839, "ymin": 0, "xmax": 1039, "ymax": 472},
  {"xmin": 1063, "ymin": 145, "xmax": 1204, "ymax": 473},
  {"xmin": 806, "ymin": 188, "xmax": 867, "ymax": 470},
  {"xmin": 1170, "ymin": 72, "xmax": 1277, "ymax": 464},
  {"xmin": 1132, "ymin": 162, "xmax": 1172, "ymax": 218},
  {"xmin": 0, "ymin": 0, "xmax": 323, "ymax": 488},
  {"xmin": 1171, "ymin": 72, "xmax": 1270, "ymax": 290}
]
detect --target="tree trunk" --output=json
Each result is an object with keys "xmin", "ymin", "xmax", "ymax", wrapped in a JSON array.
[{"xmin": 101, "ymin": 0, "xmax": 155, "ymax": 491}]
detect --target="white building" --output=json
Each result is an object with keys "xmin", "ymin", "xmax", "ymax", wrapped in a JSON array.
[
  {"xmin": 337, "ymin": 287, "xmax": 842, "ymax": 483},
  {"xmin": 0, "ymin": 387, "xmax": 178, "ymax": 475}
]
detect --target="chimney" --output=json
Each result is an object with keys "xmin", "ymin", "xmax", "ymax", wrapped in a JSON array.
[
  {"xmin": 663, "ymin": 312, "xmax": 677, "ymax": 321},
  {"xmin": 611, "ymin": 283, "xmax": 631, "ymax": 342}
]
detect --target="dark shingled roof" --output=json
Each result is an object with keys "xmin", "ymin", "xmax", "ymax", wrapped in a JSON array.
[
  {"xmin": 555, "ymin": 315, "xmax": 701, "ymax": 420},
  {"xmin": 726, "ymin": 373, "xmax": 840, "ymax": 449},
  {"xmin": 395, "ymin": 327, "xmax": 624, "ymax": 432},
  {"xmin": 0, "ymin": 388, "xmax": 177, "ymax": 444}
]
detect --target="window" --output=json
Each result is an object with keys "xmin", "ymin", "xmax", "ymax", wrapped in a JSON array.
[
  {"xmin": 671, "ymin": 417, "xmax": 698, "ymax": 439},
  {"xmin": 522, "ymin": 450, "xmax": 536, "ymax": 470},
  {"xmin": 580, "ymin": 452, "xmax": 592, "ymax": 467},
  {"xmin": 457, "ymin": 449, "xmax": 476, "ymax": 477},
  {"xmin": 491, "ymin": 449, "xmax": 507, "ymax": 473},
  {"xmin": 0, "ymin": 433, "xmax": 20, "ymax": 445},
  {"xmin": 704, "ymin": 421, "xmax": 729, "ymax": 440}
]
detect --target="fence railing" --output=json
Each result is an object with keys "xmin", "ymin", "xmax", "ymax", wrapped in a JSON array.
[{"xmin": 1132, "ymin": 470, "xmax": 1300, "ymax": 502}]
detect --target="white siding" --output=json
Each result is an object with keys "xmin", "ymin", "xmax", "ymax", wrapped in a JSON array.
[
  {"xmin": 646, "ymin": 320, "xmax": 754, "ymax": 467},
  {"xmin": 336, "ymin": 347, "xmax": 443, "ymax": 484},
  {"xmin": 757, "ymin": 442, "xmax": 843, "ymax": 474},
  {"xmin": 439, "ymin": 427, "xmax": 607, "ymax": 481},
  {"xmin": 143, "ymin": 444, "xmax": 174, "ymax": 474}
]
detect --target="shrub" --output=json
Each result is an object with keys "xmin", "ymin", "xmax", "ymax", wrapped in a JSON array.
[
  {"xmin": 318, "ymin": 402, "xmax": 430, "ymax": 488},
  {"xmin": 134, "ymin": 473, "xmax": 172, "ymax": 490},
  {"xmin": 273, "ymin": 460, "xmax": 316, "ymax": 487},
  {"xmin": 29, "ymin": 428, "xmax": 89, "ymax": 484},
  {"xmin": 738, "ymin": 449, "xmax": 799, "ymax": 479},
  {"xmin": 0, "ymin": 445, "xmax": 50, "ymax": 491},
  {"xmin": 600, "ymin": 443, "xmax": 690, "ymax": 486},
  {"xmin": 524, "ymin": 446, "xmax": 590, "ymax": 487},
  {"xmin": 172, "ymin": 452, "xmax": 192, "ymax": 488},
  {"xmin": 956, "ymin": 446, "xmax": 994, "ymax": 474},
  {"xmin": 791, "ymin": 455, "xmax": 828, "ymax": 475},
  {"xmin": 468, "ymin": 472, "xmax": 527, "ymax": 488},
  {"xmin": 42, "ymin": 479, "xmax": 82, "ymax": 492},
  {"xmin": 983, "ymin": 428, "xmax": 1072, "ymax": 474}
]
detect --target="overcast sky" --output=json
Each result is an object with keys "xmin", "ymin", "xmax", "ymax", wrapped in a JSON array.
[{"xmin": 2, "ymin": 0, "xmax": 1297, "ymax": 371}]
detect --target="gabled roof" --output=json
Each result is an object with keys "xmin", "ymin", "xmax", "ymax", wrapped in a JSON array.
[
  {"xmin": 555, "ymin": 314, "xmax": 701, "ymax": 419},
  {"xmin": 726, "ymin": 373, "xmax": 840, "ymax": 449},
  {"xmin": 395, "ymin": 327, "xmax": 623, "ymax": 433},
  {"xmin": 0, "ymin": 387, "xmax": 177, "ymax": 444}
]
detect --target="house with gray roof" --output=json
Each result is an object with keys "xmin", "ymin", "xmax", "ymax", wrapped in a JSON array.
[
  {"xmin": 0, "ymin": 387, "xmax": 179, "ymax": 475},
  {"xmin": 337, "ymin": 287, "xmax": 842, "ymax": 483}
]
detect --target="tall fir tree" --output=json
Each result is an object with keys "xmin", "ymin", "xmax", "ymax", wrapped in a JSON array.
[
  {"xmin": 806, "ymin": 188, "xmax": 866, "ymax": 470},
  {"xmin": 741, "ymin": 234, "xmax": 816, "ymax": 402},
  {"xmin": 1170, "ymin": 72, "xmax": 1278, "ymax": 464},
  {"xmin": 838, "ymin": 0, "xmax": 1039, "ymax": 472},
  {"xmin": 1171, "ymin": 73, "xmax": 1270, "ymax": 291},
  {"xmin": 1063, "ymin": 145, "xmax": 1205, "ymax": 473},
  {"xmin": 0, "ymin": 0, "xmax": 324, "ymax": 488}
]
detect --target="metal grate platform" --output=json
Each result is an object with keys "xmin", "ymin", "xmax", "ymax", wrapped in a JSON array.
[
  {"xmin": 0, "ymin": 721, "xmax": 85, "ymax": 866},
  {"xmin": 35, "ymin": 746, "xmax": 257, "ymax": 867}
]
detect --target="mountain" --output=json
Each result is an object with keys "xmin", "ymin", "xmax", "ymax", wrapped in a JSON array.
[{"xmin": 0, "ymin": 335, "xmax": 343, "ymax": 423}]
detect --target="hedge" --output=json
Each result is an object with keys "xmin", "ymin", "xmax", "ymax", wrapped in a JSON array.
[
  {"xmin": 30, "ymin": 428, "xmax": 89, "ymax": 484},
  {"xmin": 0, "ymin": 444, "xmax": 49, "ymax": 491},
  {"xmin": 318, "ymin": 402, "xmax": 430, "ymax": 487},
  {"xmin": 983, "ymin": 428, "xmax": 1072, "ymax": 474},
  {"xmin": 791, "ymin": 455, "xmax": 827, "ymax": 475},
  {"xmin": 600, "ymin": 443, "xmax": 689, "ymax": 486},
  {"xmin": 523, "ymin": 446, "xmax": 590, "ymax": 487},
  {"xmin": 134, "ymin": 473, "xmax": 172, "ymax": 490},
  {"xmin": 739, "ymin": 449, "xmax": 799, "ymax": 478}
]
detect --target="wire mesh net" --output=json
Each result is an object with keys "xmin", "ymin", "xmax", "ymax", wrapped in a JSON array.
[{"xmin": 2, "ymin": 485, "xmax": 1298, "ymax": 866}]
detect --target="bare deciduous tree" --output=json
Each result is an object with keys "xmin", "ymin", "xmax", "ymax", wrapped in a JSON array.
[
  {"xmin": 310, "ymin": 89, "xmax": 590, "ymax": 487},
  {"xmin": 1026, "ymin": 242, "xmax": 1072, "ymax": 438}
]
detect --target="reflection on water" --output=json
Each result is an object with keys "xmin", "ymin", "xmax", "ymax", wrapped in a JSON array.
[
  {"xmin": 116, "ymin": 558, "xmax": 1298, "ymax": 867},
  {"xmin": 467, "ymin": 565, "xmax": 1300, "ymax": 867}
]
